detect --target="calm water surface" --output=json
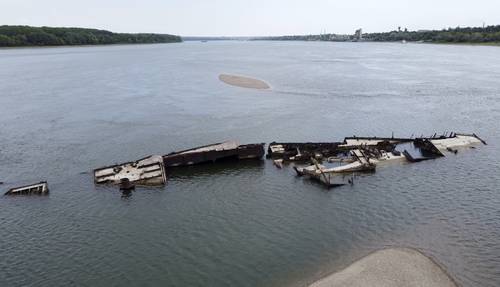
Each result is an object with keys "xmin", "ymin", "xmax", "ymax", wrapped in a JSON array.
[{"xmin": 0, "ymin": 41, "xmax": 499, "ymax": 287}]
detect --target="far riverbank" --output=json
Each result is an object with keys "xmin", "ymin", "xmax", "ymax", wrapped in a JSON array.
[{"xmin": 0, "ymin": 25, "xmax": 181, "ymax": 47}]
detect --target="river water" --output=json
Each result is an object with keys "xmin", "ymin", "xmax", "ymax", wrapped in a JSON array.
[{"xmin": 0, "ymin": 41, "xmax": 499, "ymax": 287}]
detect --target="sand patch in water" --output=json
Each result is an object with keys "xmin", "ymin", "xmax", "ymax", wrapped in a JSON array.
[
  {"xmin": 219, "ymin": 74, "xmax": 270, "ymax": 89},
  {"xmin": 309, "ymin": 248, "xmax": 457, "ymax": 287}
]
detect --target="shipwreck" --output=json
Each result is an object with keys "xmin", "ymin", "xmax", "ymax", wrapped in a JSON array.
[
  {"xmin": 94, "ymin": 141, "xmax": 265, "ymax": 188},
  {"xmin": 91, "ymin": 132, "xmax": 485, "ymax": 191},
  {"xmin": 284, "ymin": 133, "xmax": 486, "ymax": 188}
]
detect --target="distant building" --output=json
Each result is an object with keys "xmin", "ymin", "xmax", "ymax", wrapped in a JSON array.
[{"xmin": 354, "ymin": 29, "xmax": 363, "ymax": 41}]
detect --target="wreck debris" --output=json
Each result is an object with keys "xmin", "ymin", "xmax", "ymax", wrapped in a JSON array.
[
  {"xmin": 295, "ymin": 149, "xmax": 375, "ymax": 179},
  {"xmin": 430, "ymin": 133, "xmax": 485, "ymax": 152},
  {"xmin": 235, "ymin": 143, "xmax": 266, "ymax": 159},
  {"xmin": 94, "ymin": 155, "xmax": 167, "ymax": 186},
  {"xmin": 327, "ymin": 150, "xmax": 376, "ymax": 173},
  {"xmin": 294, "ymin": 151, "xmax": 374, "ymax": 188},
  {"xmin": 327, "ymin": 157, "xmax": 355, "ymax": 163},
  {"xmin": 89, "ymin": 132, "xmax": 485, "ymax": 192},
  {"xmin": 267, "ymin": 142, "xmax": 341, "ymax": 161},
  {"xmin": 93, "ymin": 141, "xmax": 264, "ymax": 191},
  {"xmin": 402, "ymin": 133, "xmax": 486, "ymax": 161},
  {"xmin": 282, "ymin": 132, "xmax": 486, "ymax": 188},
  {"xmin": 273, "ymin": 159, "xmax": 284, "ymax": 169},
  {"xmin": 163, "ymin": 141, "xmax": 265, "ymax": 167},
  {"xmin": 362, "ymin": 149, "xmax": 405, "ymax": 164},
  {"xmin": 268, "ymin": 137, "xmax": 411, "ymax": 163},
  {"xmin": 401, "ymin": 138, "xmax": 443, "ymax": 162},
  {"xmin": 5, "ymin": 182, "xmax": 49, "ymax": 195},
  {"xmin": 402, "ymin": 150, "xmax": 436, "ymax": 162},
  {"xmin": 294, "ymin": 159, "xmax": 347, "ymax": 188},
  {"xmin": 340, "ymin": 136, "xmax": 412, "ymax": 150}
]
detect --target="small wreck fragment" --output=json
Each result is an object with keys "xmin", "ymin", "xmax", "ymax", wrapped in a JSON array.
[
  {"xmin": 94, "ymin": 155, "xmax": 167, "ymax": 186},
  {"xmin": 163, "ymin": 141, "xmax": 265, "ymax": 167},
  {"xmin": 5, "ymin": 182, "xmax": 49, "ymax": 195}
]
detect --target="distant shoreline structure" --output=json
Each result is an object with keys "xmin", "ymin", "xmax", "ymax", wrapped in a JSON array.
[
  {"xmin": 0, "ymin": 25, "xmax": 182, "ymax": 47},
  {"xmin": 252, "ymin": 25, "xmax": 500, "ymax": 44}
]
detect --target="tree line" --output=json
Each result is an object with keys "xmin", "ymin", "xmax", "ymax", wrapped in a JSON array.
[
  {"xmin": 0, "ymin": 25, "xmax": 182, "ymax": 47},
  {"xmin": 255, "ymin": 25, "xmax": 500, "ymax": 44},
  {"xmin": 364, "ymin": 25, "xmax": 500, "ymax": 43}
]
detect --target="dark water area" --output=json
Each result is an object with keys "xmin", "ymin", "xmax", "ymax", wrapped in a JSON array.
[{"xmin": 1, "ymin": 41, "xmax": 499, "ymax": 286}]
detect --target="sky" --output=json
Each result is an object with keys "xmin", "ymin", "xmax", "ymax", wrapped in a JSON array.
[{"xmin": 1, "ymin": 0, "xmax": 499, "ymax": 36}]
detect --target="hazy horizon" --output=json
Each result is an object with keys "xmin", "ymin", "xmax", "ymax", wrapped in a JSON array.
[{"xmin": 1, "ymin": 0, "xmax": 499, "ymax": 37}]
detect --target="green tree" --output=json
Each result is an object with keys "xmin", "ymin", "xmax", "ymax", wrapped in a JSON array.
[{"xmin": 0, "ymin": 34, "xmax": 14, "ymax": 46}]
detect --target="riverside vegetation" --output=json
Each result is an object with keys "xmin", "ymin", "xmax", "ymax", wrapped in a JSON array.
[
  {"xmin": 259, "ymin": 25, "xmax": 500, "ymax": 44},
  {"xmin": 366, "ymin": 25, "xmax": 500, "ymax": 43},
  {"xmin": 0, "ymin": 25, "xmax": 181, "ymax": 47}
]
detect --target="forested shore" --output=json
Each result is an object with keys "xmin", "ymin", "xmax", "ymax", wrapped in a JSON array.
[
  {"xmin": 0, "ymin": 25, "xmax": 182, "ymax": 47},
  {"xmin": 256, "ymin": 25, "xmax": 500, "ymax": 44},
  {"xmin": 365, "ymin": 25, "xmax": 500, "ymax": 43}
]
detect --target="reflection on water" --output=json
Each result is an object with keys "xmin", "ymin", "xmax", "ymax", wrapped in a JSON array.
[
  {"xmin": 168, "ymin": 159, "xmax": 265, "ymax": 181},
  {"xmin": 1, "ymin": 41, "xmax": 500, "ymax": 287}
]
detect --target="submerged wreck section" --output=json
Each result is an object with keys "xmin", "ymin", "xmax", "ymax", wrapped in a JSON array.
[
  {"xmin": 94, "ymin": 141, "xmax": 265, "ymax": 191},
  {"xmin": 294, "ymin": 159, "xmax": 350, "ymax": 188},
  {"xmin": 91, "ymin": 133, "xmax": 485, "ymax": 192},
  {"xmin": 293, "ymin": 149, "xmax": 377, "ymax": 188},
  {"xmin": 268, "ymin": 137, "xmax": 411, "ymax": 163},
  {"xmin": 94, "ymin": 155, "xmax": 167, "ymax": 186},
  {"xmin": 5, "ymin": 182, "xmax": 49, "ymax": 195},
  {"xmin": 163, "ymin": 141, "xmax": 265, "ymax": 167},
  {"xmin": 279, "ymin": 132, "xmax": 486, "ymax": 188}
]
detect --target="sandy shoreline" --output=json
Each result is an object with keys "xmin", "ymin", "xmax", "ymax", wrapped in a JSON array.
[
  {"xmin": 308, "ymin": 248, "xmax": 457, "ymax": 287},
  {"xmin": 219, "ymin": 74, "xmax": 270, "ymax": 89}
]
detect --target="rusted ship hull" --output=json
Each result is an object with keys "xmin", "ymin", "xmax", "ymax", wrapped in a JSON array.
[{"xmin": 163, "ymin": 141, "xmax": 265, "ymax": 167}]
